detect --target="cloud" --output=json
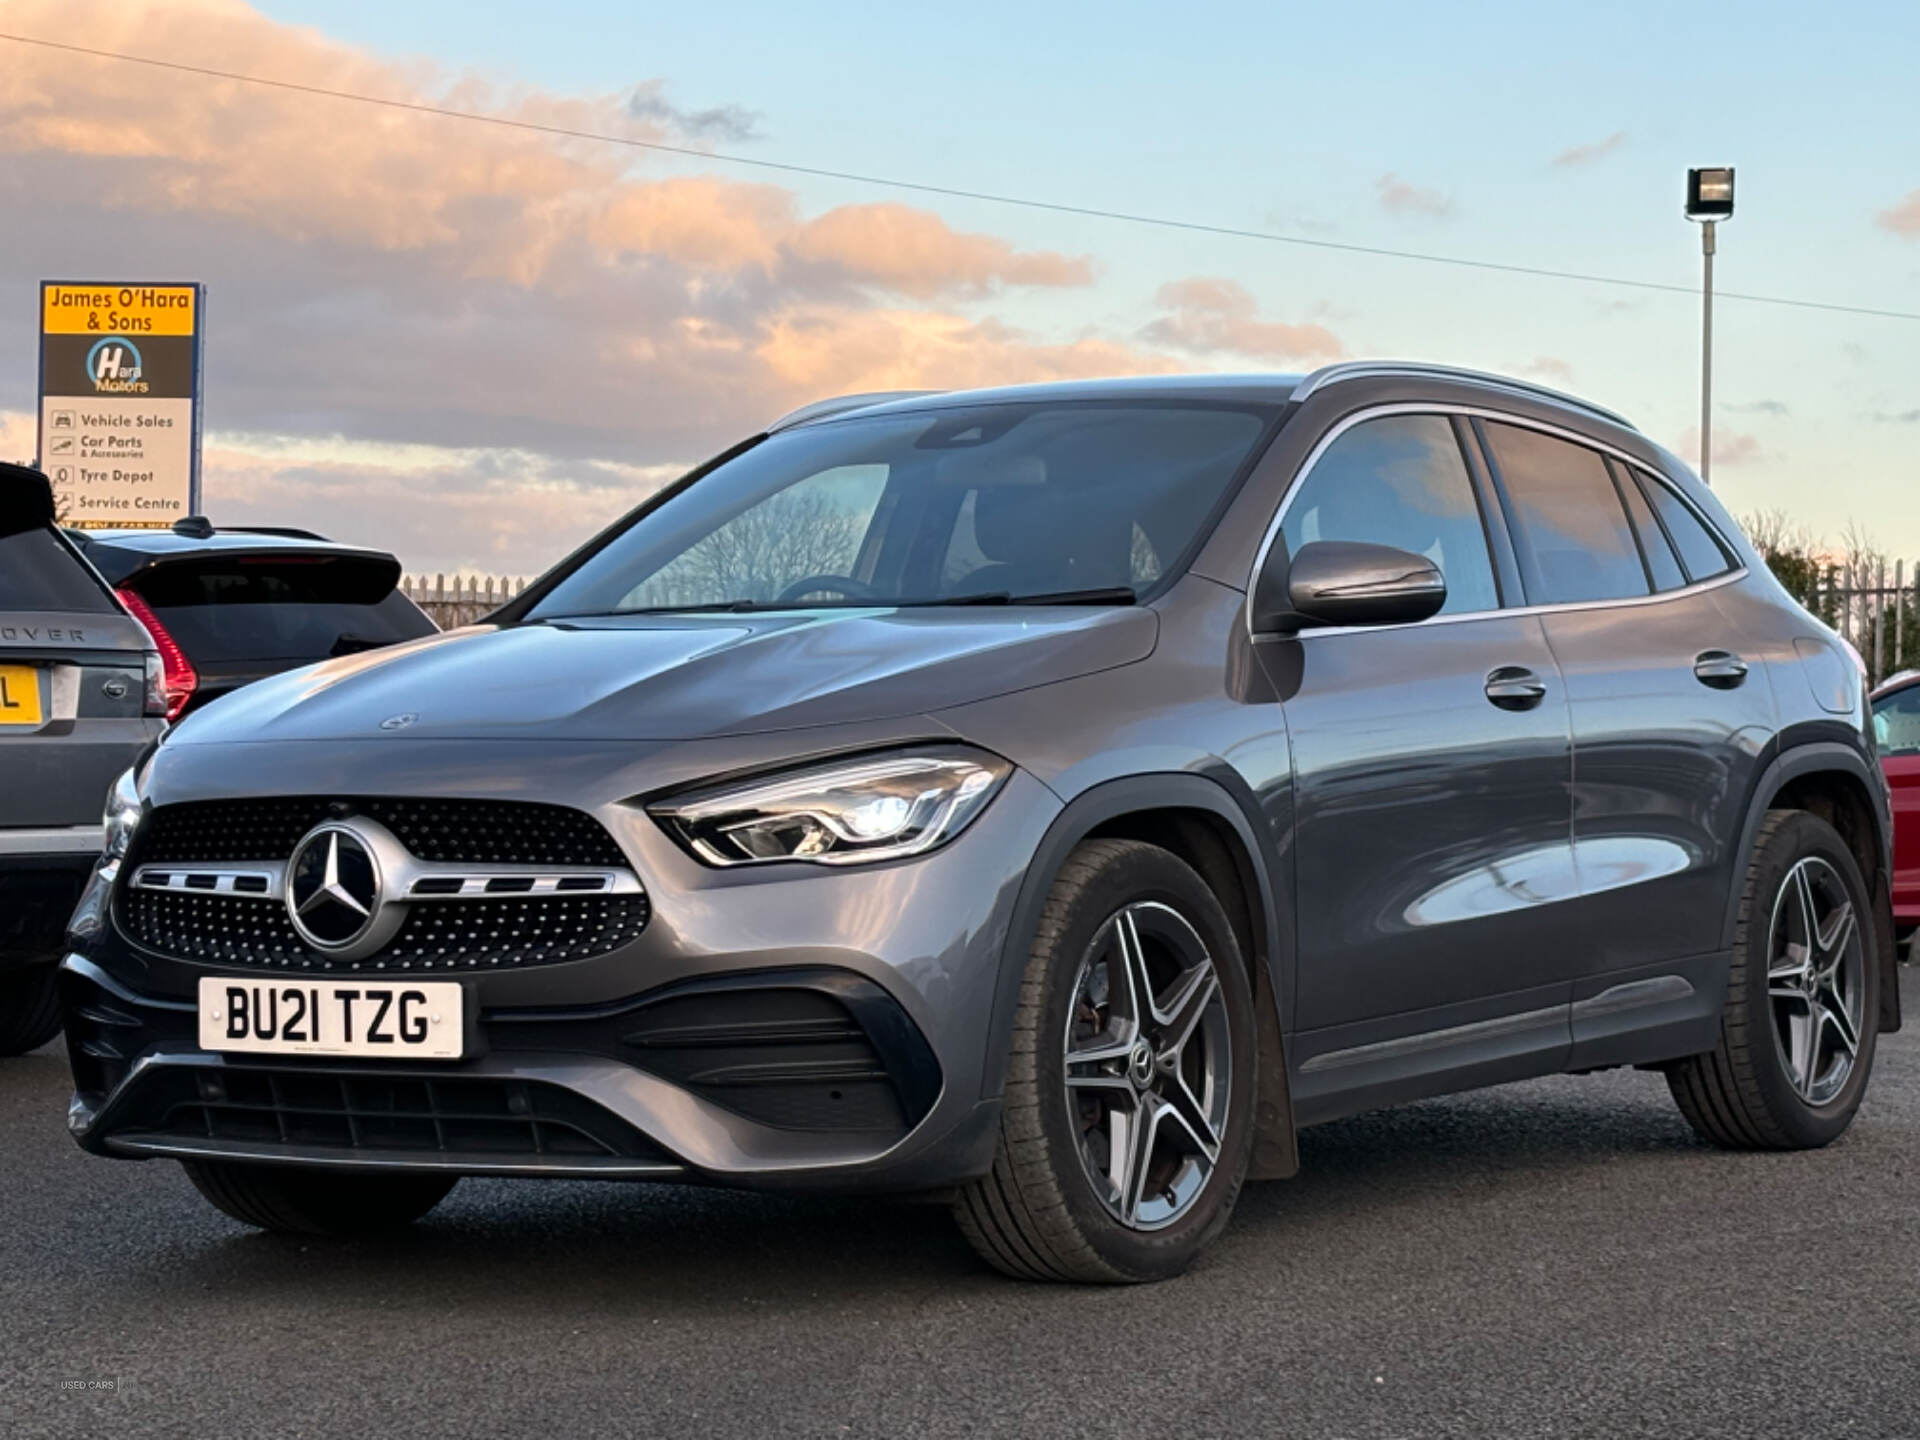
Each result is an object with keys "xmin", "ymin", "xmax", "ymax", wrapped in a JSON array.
[
  {"xmin": 1374, "ymin": 174, "xmax": 1452, "ymax": 219},
  {"xmin": 1515, "ymin": 356, "xmax": 1573, "ymax": 383},
  {"xmin": 626, "ymin": 81, "xmax": 762, "ymax": 144},
  {"xmin": 1141, "ymin": 278, "xmax": 1345, "ymax": 363},
  {"xmin": 0, "ymin": 0, "xmax": 1176, "ymax": 570},
  {"xmin": 1870, "ymin": 408, "xmax": 1920, "ymax": 424},
  {"xmin": 786, "ymin": 204, "xmax": 1093, "ymax": 299},
  {"xmin": 1877, "ymin": 190, "xmax": 1920, "ymax": 236},
  {"xmin": 1677, "ymin": 426, "xmax": 1765, "ymax": 469},
  {"xmin": 1732, "ymin": 399, "xmax": 1790, "ymax": 417},
  {"xmin": 202, "ymin": 430, "xmax": 675, "ymax": 575},
  {"xmin": 1552, "ymin": 131, "xmax": 1627, "ymax": 167}
]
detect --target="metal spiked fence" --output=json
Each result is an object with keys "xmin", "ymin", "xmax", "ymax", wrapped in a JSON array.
[
  {"xmin": 399, "ymin": 574, "xmax": 530, "ymax": 630},
  {"xmin": 1794, "ymin": 560, "xmax": 1920, "ymax": 688}
]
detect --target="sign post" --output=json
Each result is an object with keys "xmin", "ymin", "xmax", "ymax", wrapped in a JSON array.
[{"xmin": 37, "ymin": 281, "xmax": 203, "ymax": 528}]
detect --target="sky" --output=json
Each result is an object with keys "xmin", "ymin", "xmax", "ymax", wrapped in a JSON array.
[{"xmin": 2, "ymin": 0, "xmax": 1917, "ymax": 575}]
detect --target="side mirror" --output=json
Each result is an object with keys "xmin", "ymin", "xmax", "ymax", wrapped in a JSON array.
[
  {"xmin": 1251, "ymin": 540, "xmax": 1447, "ymax": 633},
  {"xmin": 0, "ymin": 461, "xmax": 55, "ymax": 539}
]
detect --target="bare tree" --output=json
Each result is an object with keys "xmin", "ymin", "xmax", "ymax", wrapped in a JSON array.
[
  {"xmin": 628, "ymin": 487, "xmax": 869, "ymax": 608},
  {"xmin": 1738, "ymin": 507, "xmax": 1814, "ymax": 562}
]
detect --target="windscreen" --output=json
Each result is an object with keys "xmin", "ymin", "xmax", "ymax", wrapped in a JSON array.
[
  {"xmin": 129, "ymin": 556, "xmax": 434, "ymax": 662},
  {"xmin": 530, "ymin": 403, "xmax": 1272, "ymax": 617},
  {"xmin": 0, "ymin": 529, "xmax": 117, "ymax": 612}
]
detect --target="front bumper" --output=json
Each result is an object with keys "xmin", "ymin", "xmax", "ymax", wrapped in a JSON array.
[
  {"xmin": 0, "ymin": 835, "xmax": 99, "ymax": 974},
  {"xmin": 60, "ymin": 765, "xmax": 1061, "ymax": 1191}
]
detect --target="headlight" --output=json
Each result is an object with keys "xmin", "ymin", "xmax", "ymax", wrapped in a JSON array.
[
  {"xmin": 651, "ymin": 749, "xmax": 1011, "ymax": 867},
  {"xmin": 103, "ymin": 765, "xmax": 145, "ymax": 860}
]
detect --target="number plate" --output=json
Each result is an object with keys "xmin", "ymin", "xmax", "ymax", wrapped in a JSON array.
[
  {"xmin": 0, "ymin": 664, "xmax": 42, "ymax": 726},
  {"xmin": 199, "ymin": 977, "xmax": 464, "ymax": 1059}
]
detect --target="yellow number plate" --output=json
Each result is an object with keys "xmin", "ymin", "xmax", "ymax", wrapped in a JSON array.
[{"xmin": 0, "ymin": 665, "xmax": 44, "ymax": 726}]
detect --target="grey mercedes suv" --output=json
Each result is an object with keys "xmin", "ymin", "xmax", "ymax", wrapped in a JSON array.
[{"xmin": 60, "ymin": 365, "xmax": 1898, "ymax": 1283}]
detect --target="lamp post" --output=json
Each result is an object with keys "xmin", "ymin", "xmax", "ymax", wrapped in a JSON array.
[{"xmin": 1686, "ymin": 167, "xmax": 1735, "ymax": 485}]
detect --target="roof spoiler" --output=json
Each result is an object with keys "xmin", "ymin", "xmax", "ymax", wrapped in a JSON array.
[{"xmin": 0, "ymin": 461, "xmax": 55, "ymax": 539}]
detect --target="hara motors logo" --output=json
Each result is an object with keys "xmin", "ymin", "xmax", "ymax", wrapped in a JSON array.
[{"xmin": 85, "ymin": 337, "xmax": 148, "ymax": 394}]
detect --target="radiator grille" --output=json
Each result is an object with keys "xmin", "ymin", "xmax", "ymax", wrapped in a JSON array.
[{"xmin": 119, "ymin": 796, "xmax": 646, "ymax": 970}]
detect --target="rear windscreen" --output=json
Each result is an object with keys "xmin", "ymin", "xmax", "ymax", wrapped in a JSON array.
[
  {"xmin": 0, "ymin": 528, "xmax": 117, "ymax": 612},
  {"xmin": 130, "ymin": 557, "xmax": 435, "ymax": 661}
]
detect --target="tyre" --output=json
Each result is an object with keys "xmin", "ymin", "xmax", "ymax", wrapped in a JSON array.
[
  {"xmin": 183, "ymin": 1161, "xmax": 458, "ymax": 1236},
  {"xmin": 0, "ymin": 966, "xmax": 64, "ymax": 1056},
  {"xmin": 955, "ymin": 839, "xmax": 1256, "ymax": 1283},
  {"xmin": 1667, "ymin": 809, "xmax": 1880, "ymax": 1149}
]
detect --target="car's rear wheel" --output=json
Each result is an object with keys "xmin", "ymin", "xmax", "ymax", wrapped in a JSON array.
[
  {"xmin": 1667, "ymin": 809, "xmax": 1880, "ymax": 1149},
  {"xmin": 954, "ymin": 838, "xmax": 1256, "ymax": 1283},
  {"xmin": 183, "ymin": 1161, "xmax": 458, "ymax": 1235},
  {"xmin": 0, "ymin": 966, "xmax": 64, "ymax": 1056}
]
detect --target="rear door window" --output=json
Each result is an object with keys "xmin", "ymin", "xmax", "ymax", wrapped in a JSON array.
[
  {"xmin": 0, "ymin": 529, "xmax": 116, "ymax": 612},
  {"xmin": 1480, "ymin": 422, "xmax": 1650, "ymax": 605},
  {"xmin": 1281, "ymin": 415, "xmax": 1500, "ymax": 616},
  {"xmin": 129, "ymin": 557, "xmax": 434, "ymax": 662},
  {"xmin": 1635, "ymin": 471, "xmax": 1734, "ymax": 582}
]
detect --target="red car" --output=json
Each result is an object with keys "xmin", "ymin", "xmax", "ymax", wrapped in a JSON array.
[{"xmin": 1871, "ymin": 669, "xmax": 1920, "ymax": 942}]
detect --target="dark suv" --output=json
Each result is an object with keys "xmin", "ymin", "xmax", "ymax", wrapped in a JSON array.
[
  {"xmin": 70, "ymin": 521, "xmax": 436, "ymax": 720},
  {"xmin": 1, "ymin": 463, "xmax": 164, "ymax": 1055},
  {"xmin": 60, "ymin": 366, "xmax": 1898, "ymax": 1282}
]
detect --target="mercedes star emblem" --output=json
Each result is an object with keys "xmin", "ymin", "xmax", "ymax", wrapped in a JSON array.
[{"xmin": 286, "ymin": 823, "xmax": 383, "ymax": 952}]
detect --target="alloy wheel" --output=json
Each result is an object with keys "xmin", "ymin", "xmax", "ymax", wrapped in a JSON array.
[
  {"xmin": 1766, "ymin": 856, "xmax": 1866, "ymax": 1107},
  {"xmin": 1062, "ymin": 901, "xmax": 1231, "ymax": 1230}
]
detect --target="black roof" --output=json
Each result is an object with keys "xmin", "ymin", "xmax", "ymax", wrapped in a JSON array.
[{"xmin": 68, "ymin": 523, "xmax": 403, "ymax": 588}]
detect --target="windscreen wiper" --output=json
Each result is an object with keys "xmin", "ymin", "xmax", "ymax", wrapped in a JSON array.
[
  {"xmin": 615, "ymin": 599, "xmax": 807, "ymax": 614},
  {"xmin": 933, "ymin": 586, "xmax": 1137, "ymax": 606},
  {"xmin": 579, "ymin": 587, "xmax": 1139, "ymax": 618}
]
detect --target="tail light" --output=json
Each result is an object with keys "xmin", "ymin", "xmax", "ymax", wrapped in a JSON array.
[{"xmin": 115, "ymin": 588, "xmax": 197, "ymax": 721}]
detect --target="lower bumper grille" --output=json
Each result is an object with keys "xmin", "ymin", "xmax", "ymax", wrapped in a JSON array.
[
  {"xmin": 609, "ymin": 975, "xmax": 942, "ymax": 1135},
  {"xmin": 110, "ymin": 1065, "xmax": 675, "ymax": 1167}
]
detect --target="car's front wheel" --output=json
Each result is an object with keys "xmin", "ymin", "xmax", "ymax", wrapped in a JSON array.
[
  {"xmin": 955, "ymin": 839, "xmax": 1256, "ymax": 1283},
  {"xmin": 183, "ymin": 1161, "xmax": 458, "ymax": 1236},
  {"xmin": 1667, "ymin": 808, "xmax": 1880, "ymax": 1149}
]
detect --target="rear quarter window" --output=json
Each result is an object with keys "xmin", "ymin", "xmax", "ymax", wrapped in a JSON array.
[
  {"xmin": 0, "ymin": 529, "xmax": 116, "ymax": 612},
  {"xmin": 1635, "ymin": 471, "xmax": 1734, "ymax": 582}
]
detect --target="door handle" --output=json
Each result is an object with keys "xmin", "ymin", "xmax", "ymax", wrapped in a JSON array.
[
  {"xmin": 1485, "ymin": 665, "xmax": 1547, "ymax": 711},
  {"xmin": 1693, "ymin": 649, "xmax": 1749, "ymax": 689}
]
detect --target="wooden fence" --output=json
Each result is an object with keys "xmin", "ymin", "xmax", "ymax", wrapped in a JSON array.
[{"xmin": 400, "ymin": 574, "xmax": 530, "ymax": 630}]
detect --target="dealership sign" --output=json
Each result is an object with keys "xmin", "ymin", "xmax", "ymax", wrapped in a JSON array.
[{"xmin": 38, "ymin": 281, "xmax": 204, "ymax": 529}]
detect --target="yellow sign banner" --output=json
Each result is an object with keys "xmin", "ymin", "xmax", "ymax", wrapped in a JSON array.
[{"xmin": 41, "ymin": 284, "xmax": 198, "ymax": 337}]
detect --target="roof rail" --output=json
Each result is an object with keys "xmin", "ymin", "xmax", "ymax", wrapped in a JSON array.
[
  {"xmin": 1291, "ymin": 362, "xmax": 1636, "ymax": 431},
  {"xmin": 766, "ymin": 390, "xmax": 942, "ymax": 433}
]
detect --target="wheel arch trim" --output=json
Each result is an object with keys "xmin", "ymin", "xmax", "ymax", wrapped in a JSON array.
[
  {"xmin": 980, "ymin": 769, "xmax": 1298, "ymax": 1178},
  {"xmin": 1729, "ymin": 740, "xmax": 1901, "ymax": 1034}
]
